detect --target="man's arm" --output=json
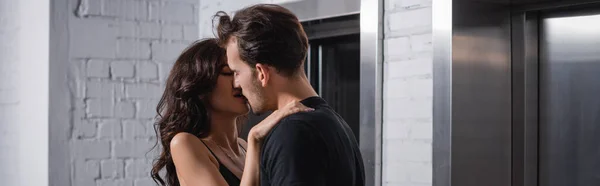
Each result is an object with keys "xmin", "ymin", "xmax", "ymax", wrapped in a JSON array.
[{"xmin": 261, "ymin": 119, "xmax": 327, "ymax": 186}]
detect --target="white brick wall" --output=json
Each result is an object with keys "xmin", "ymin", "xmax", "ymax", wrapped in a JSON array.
[
  {"xmin": 383, "ymin": 0, "xmax": 433, "ymax": 186},
  {"xmin": 66, "ymin": 0, "xmax": 200, "ymax": 185}
]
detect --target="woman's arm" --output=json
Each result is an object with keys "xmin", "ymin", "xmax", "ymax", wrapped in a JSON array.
[
  {"xmin": 170, "ymin": 132, "xmax": 229, "ymax": 186},
  {"xmin": 239, "ymin": 136, "xmax": 262, "ymax": 186}
]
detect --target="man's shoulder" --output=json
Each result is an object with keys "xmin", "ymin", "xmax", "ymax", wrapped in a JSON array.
[
  {"xmin": 263, "ymin": 112, "xmax": 324, "ymax": 142},
  {"xmin": 271, "ymin": 115, "xmax": 315, "ymax": 135},
  {"xmin": 287, "ymin": 107, "xmax": 336, "ymax": 122}
]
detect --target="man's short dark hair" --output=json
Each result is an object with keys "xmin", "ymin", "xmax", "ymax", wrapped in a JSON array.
[{"xmin": 214, "ymin": 4, "xmax": 309, "ymax": 77}]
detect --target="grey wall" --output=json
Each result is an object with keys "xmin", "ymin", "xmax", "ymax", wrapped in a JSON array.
[
  {"xmin": 50, "ymin": 0, "xmax": 71, "ymax": 185},
  {"xmin": 1, "ymin": 0, "xmax": 49, "ymax": 185},
  {"xmin": 0, "ymin": 0, "xmax": 23, "ymax": 184}
]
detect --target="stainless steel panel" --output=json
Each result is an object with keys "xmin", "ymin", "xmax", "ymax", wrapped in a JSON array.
[
  {"xmin": 539, "ymin": 9, "xmax": 600, "ymax": 186},
  {"xmin": 307, "ymin": 45, "xmax": 311, "ymax": 80},
  {"xmin": 432, "ymin": 0, "xmax": 453, "ymax": 185},
  {"xmin": 452, "ymin": 0, "xmax": 512, "ymax": 186},
  {"xmin": 318, "ymin": 45, "xmax": 323, "ymax": 95},
  {"xmin": 302, "ymin": 14, "xmax": 360, "ymax": 40},
  {"xmin": 359, "ymin": 0, "xmax": 383, "ymax": 185},
  {"xmin": 513, "ymin": 0, "xmax": 600, "ymax": 13},
  {"xmin": 511, "ymin": 12, "xmax": 540, "ymax": 186},
  {"xmin": 280, "ymin": 0, "xmax": 360, "ymax": 21}
]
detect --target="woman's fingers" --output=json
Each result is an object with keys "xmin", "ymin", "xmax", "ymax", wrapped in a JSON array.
[
  {"xmin": 288, "ymin": 104, "xmax": 313, "ymax": 115},
  {"xmin": 278, "ymin": 100, "xmax": 315, "ymax": 117}
]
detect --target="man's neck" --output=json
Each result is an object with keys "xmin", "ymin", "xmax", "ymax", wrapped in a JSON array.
[{"xmin": 275, "ymin": 76, "xmax": 318, "ymax": 109}]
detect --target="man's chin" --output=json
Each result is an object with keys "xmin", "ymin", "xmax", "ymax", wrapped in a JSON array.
[
  {"xmin": 249, "ymin": 105, "xmax": 267, "ymax": 115},
  {"xmin": 251, "ymin": 108, "xmax": 265, "ymax": 115}
]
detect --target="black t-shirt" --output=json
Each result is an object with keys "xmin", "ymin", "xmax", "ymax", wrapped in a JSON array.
[{"xmin": 260, "ymin": 96, "xmax": 365, "ymax": 186}]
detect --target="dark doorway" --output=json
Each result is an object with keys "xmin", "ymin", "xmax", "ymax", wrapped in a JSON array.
[{"xmin": 305, "ymin": 34, "xmax": 361, "ymax": 141}]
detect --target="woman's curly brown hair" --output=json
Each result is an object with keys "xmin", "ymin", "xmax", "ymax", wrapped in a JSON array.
[{"xmin": 150, "ymin": 38, "xmax": 226, "ymax": 186}]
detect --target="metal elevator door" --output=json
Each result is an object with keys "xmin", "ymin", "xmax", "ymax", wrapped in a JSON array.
[{"xmin": 539, "ymin": 9, "xmax": 600, "ymax": 186}]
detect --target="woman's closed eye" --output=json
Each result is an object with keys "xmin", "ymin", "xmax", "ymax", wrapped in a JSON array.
[
  {"xmin": 220, "ymin": 71, "xmax": 234, "ymax": 76},
  {"xmin": 220, "ymin": 66, "xmax": 234, "ymax": 76}
]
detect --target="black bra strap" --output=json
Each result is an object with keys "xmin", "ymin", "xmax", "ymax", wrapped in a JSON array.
[
  {"xmin": 200, "ymin": 140, "xmax": 219, "ymax": 160},
  {"xmin": 239, "ymin": 143, "xmax": 246, "ymax": 153},
  {"xmin": 202, "ymin": 139, "xmax": 246, "ymax": 158}
]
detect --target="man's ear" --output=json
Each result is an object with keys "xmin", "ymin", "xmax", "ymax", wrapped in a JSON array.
[{"xmin": 255, "ymin": 63, "xmax": 270, "ymax": 87}]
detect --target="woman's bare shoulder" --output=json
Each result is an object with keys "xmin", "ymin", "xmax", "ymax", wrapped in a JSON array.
[
  {"xmin": 171, "ymin": 132, "xmax": 201, "ymax": 147},
  {"xmin": 170, "ymin": 132, "xmax": 218, "ymax": 165}
]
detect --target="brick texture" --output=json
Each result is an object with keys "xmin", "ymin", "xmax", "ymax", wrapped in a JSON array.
[
  {"xmin": 383, "ymin": 0, "xmax": 433, "ymax": 185},
  {"xmin": 67, "ymin": 0, "xmax": 199, "ymax": 185}
]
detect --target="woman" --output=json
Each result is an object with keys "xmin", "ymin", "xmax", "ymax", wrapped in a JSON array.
[{"xmin": 150, "ymin": 38, "xmax": 312, "ymax": 186}]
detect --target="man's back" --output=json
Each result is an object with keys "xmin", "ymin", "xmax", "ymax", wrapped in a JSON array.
[{"xmin": 260, "ymin": 96, "xmax": 365, "ymax": 186}]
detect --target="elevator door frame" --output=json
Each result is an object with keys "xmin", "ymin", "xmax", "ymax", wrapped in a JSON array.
[
  {"xmin": 511, "ymin": 2, "xmax": 600, "ymax": 186},
  {"xmin": 434, "ymin": 1, "xmax": 600, "ymax": 186},
  {"xmin": 302, "ymin": 1, "xmax": 384, "ymax": 184}
]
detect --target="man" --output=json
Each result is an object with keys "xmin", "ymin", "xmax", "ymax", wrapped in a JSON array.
[{"xmin": 216, "ymin": 4, "xmax": 365, "ymax": 186}]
